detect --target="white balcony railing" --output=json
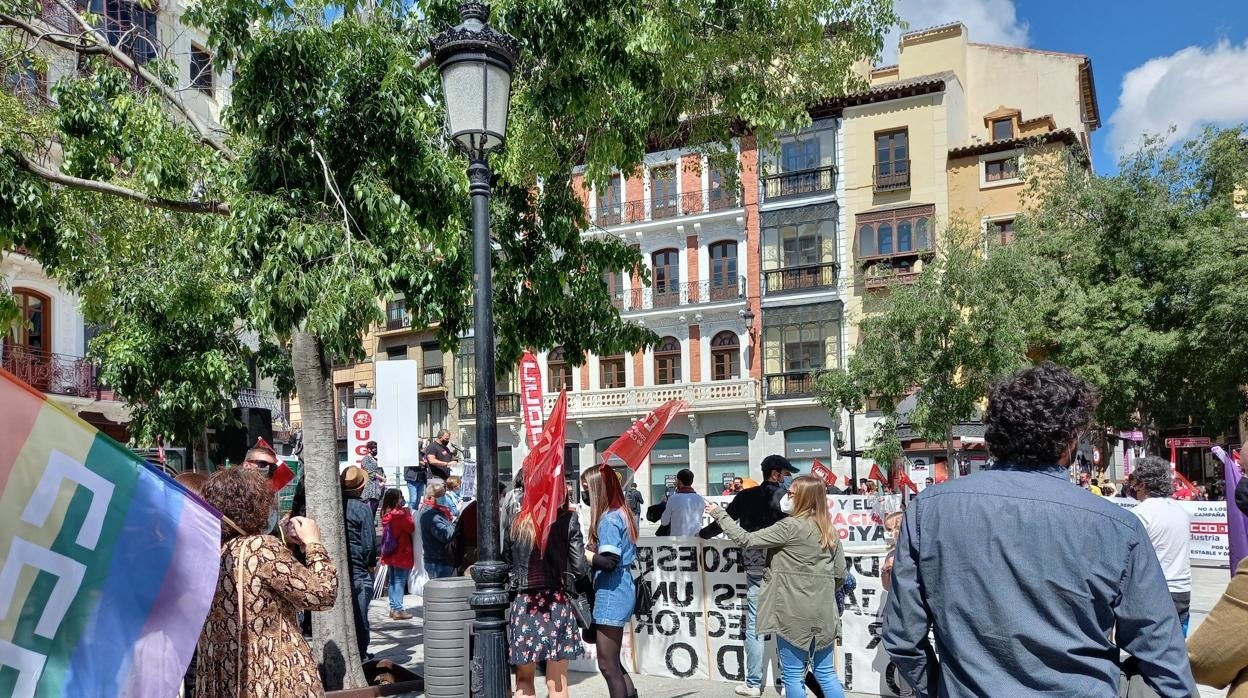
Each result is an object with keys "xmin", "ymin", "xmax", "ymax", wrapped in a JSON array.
[{"xmin": 542, "ymin": 379, "xmax": 758, "ymax": 417}]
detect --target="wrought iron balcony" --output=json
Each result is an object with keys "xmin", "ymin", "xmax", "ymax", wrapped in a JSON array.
[
  {"xmin": 761, "ymin": 166, "xmax": 837, "ymax": 202},
  {"xmin": 874, "ymin": 160, "xmax": 911, "ymax": 192},
  {"xmin": 612, "ymin": 276, "xmax": 745, "ymax": 312},
  {"xmin": 236, "ymin": 388, "xmax": 292, "ymax": 430},
  {"xmin": 764, "ymin": 371, "xmax": 816, "ymax": 399},
  {"xmin": 592, "ymin": 187, "xmax": 742, "ymax": 227},
  {"xmin": 762, "ymin": 262, "xmax": 838, "ymax": 295},
  {"xmin": 423, "ymin": 366, "xmax": 445, "ymax": 388},
  {"xmin": 864, "ymin": 269, "xmax": 920, "ymax": 290},
  {"xmin": 541, "ymin": 379, "xmax": 758, "ymax": 417},
  {"xmin": 1, "ymin": 347, "xmax": 103, "ymax": 399},
  {"xmin": 385, "ymin": 299, "xmax": 411, "ymax": 330},
  {"xmin": 458, "ymin": 393, "xmax": 521, "ymax": 421}
]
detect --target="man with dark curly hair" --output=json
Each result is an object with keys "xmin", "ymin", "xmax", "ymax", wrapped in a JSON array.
[{"xmin": 882, "ymin": 362, "xmax": 1195, "ymax": 697}]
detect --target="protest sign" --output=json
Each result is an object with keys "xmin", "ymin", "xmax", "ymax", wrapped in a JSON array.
[
  {"xmin": 705, "ymin": 495, "xmax": 899, "ymax": 550},
  {"xmin": 623, "ymin": 537, "xmax": 903, "ymax": 694},
  {"xmin": 1113, "ymin": 499, "xmax": 1229, "ymax": 563}
]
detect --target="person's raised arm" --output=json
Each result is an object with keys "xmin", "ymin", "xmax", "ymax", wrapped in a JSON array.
[{"xmin": 706, "ymin": 503, "xmax": 792, "ymax": 549}]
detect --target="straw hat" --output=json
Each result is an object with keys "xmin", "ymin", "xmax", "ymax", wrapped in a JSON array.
[{"xmin": 341, "ymin": 466, "xmax": 367, "ymax": 492}]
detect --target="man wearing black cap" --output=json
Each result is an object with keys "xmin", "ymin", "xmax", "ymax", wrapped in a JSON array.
[{"xmin": 700, "ymin": 454, "xmax": 798, "ymax": 697}]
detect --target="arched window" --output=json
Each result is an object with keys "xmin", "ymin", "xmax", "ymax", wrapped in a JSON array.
[
  {"xmin": 654, "ymin": 336, "xmax": 682, "ymax": 384},
  {"xmin": 877, "ymin": 223, "xmax": 893, "ymax": 255},
  {"xmin": 897, "ymin": 220, "xmax": 912, "ymax": 253},
  {"xmin": 652, "ymin": 249, "xmax": 680, "ymax": 307},
  {"xmin": 548, "ymin": 346, "xmax": 572, "ymax": 392},
  {"xmin": 708, "ymin": 240, "xmax": 738, "ymax": 301},
  {"xmin": 711, "ymin": 331, "xmax": 740, "ymax": 381},
  {"xmin": 8, "ymin": 288, "xmax": 49, "ymax": 351},
  {"xmin": 858, "ymin": 224, "xmax": 875, "ymax": 257}
]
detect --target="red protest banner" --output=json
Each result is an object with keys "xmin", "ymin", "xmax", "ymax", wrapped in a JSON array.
[
  {"xmin": 519, "ymin": 390, "xmax": 568, "ymax": 552},
  {"xmin": 811, "ymin": 459, "xmax": 837, "ymax": 487},
  {"xmin": 601, "ymin": 399, "xmax": 688, "ymax": 472},
  {"xmin": 520, "ymin": 351, "xmax": 544, "ymax": 448}
]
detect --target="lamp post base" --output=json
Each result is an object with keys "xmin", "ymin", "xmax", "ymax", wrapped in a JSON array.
[{"xmin": 469, "ymin": 559, "xmax": 511, "ymax": 696}]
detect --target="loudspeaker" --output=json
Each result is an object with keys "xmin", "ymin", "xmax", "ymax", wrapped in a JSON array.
[{"xmin": 218, "ymin": 407, "xmax": 276, "ymax": 465}]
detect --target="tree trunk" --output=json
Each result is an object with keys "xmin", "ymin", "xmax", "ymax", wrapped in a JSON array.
[{"xmin": 291, "ymin": 330, "xmax": 368, "ymax": 690}]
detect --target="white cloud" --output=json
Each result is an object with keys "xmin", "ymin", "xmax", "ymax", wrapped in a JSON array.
[
  {"xmin": 1108, "ymin": 40, "xmax": 1248, "ymax": 158},
  {"xmin": 880, "ymin": 0, "xmax": 1030, "ymax": 65}
]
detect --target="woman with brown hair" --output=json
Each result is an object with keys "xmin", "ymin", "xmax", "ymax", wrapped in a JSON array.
[
  {"xmin": 582, "ymin": 466, "xmax": 640, "ymax": 698},
  {"xmin": 706, "ymin": 475, "xmax": 848, "ymax": 698},
  {"xmin": 196, "ymin": 468, "xmax": 338, "ymax": 698}
]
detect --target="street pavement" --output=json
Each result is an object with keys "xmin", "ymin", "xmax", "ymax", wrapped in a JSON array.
[{"xmin": 369, "ymin": 563, "xmax": 1234, "ymax": 697}]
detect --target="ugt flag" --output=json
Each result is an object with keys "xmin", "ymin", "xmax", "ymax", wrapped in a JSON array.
[
  {"xmin": 602, "ymin": 399, "xmax": 688, "ymax": 472},
  {"xmin": 0, "ymin": 368, "xmax": 221, "ymax": 697}
]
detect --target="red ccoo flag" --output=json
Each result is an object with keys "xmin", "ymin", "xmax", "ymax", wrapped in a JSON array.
[
  {"xmin": 1173, "ymin": 468, "xmax": 1199, "ymax": 500},
  {"xmin": 601, "ymin": 399, "xmax": 688, "ymax": 472},
  {"xmin": 868, "ymin": 462, "xmax": 887, "ymax": 483},
  {"xmin": 811, "ymin": 459, "xmax": 837, "ymax": 487},
  {"xmin": 519, "ymin": 351, "xmax": 545, "ymax": 448},
  {"xmin": 519, "ymin": 390, "xmax": 569, "ymax": 552},
  {"xmin": 897, "ymin": 467, "xmax": 919, "ymax": 494}
]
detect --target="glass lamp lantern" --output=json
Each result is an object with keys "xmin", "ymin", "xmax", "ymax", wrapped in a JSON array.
[{"xmin": 430, "ymin": 1, "xmax": 519, "ymax": 160}]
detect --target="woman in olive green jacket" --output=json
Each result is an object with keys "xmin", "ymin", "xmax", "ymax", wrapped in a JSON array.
[{"xmin": 706, "ymin": 475, "xmax": 848, "ymax": 698}]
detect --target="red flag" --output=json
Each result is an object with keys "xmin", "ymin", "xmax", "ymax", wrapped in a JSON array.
[
  {"xmin": 602, "ymin": 399, "xmax": 689, "ymax": 471},
  {"xmin": 811, "ymin": 459, "xmax": 837, "ymax": 487},
  {"xmin": 897, "ymin": 467, "xmax": 919, "ymax": 494},
  {"xmin": 1173, "ymin": 468, "xmax": 1199, "ymax": 500},
  {"xmin": 255, "ymin": 436, "xmax": 273, "ymax": 451},
  {"xmin": 269, "ymin": 461, "xmax": 295, "ymax": 493},
  {"xmin": 519, "ymin": 390, "xmax": 569, "ymax": 552},
  {"xmin": 519, "ymin": 351, "xmax": 545, "ymax": 448},
  {"xmin": 868, "ymin": 462, "xmax": 887, "ymax": 482},
  {"xmin": 842, "ymin": 473, "xmax": 852, "ymax": 487}
]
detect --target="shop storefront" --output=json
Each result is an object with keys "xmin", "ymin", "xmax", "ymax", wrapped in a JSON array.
[{"xmin": 706, "ymin": 431, "xmax": 749, "ymax": 495}]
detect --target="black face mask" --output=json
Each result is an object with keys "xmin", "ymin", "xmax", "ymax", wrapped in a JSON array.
[{"xmin": 580, "ymin": 489, "xmax": 590, "ymax": 506}]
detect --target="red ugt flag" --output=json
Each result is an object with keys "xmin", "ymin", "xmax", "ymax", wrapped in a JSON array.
[
  {"xmin": 602, "ymin": 399, "xmax": 688, "ymax": 471},
  {"xmin": 519, "ymin": 390, "xmax": 569, "ymax": 552},
  {"xmin": 811, "ymin": 459, "xmax": 837, "ymax": 487},
  {"xmin": 519, "ymin": 351, "xmax": 545, "ymax": 448}
]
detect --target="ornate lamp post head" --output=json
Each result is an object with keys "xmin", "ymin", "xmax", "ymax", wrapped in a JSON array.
[
  {"xmin": 352, "ymin": 385, "xmax": 373, "ymax": 409},
  {"xmin": 430, "ymin": 1, "xmax": 519, "ymax": 161}
]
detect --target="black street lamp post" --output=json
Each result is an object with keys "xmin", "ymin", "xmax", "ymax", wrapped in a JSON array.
[{"xmin": 430, "ymin": 3, "xmax": 517, "ymax": 696}]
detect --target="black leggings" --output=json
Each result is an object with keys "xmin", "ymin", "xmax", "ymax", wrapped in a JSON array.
[{"xmin": 594, "ymin": 625, "xmax": 635, "ymax": 698}]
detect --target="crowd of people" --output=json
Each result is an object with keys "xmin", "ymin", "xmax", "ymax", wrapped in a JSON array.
[{"xmin": 178, "ymin": 361, "xmax": 1248, "ymax": 698}]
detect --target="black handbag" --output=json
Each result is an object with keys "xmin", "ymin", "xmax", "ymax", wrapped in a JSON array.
[
  {"xmin": 633, "ymin": 570, "xmax": 653, "ymax": 617},
  {"xmin": 564, "ymin": 573, "xmax": 596, "ymax": 643}
]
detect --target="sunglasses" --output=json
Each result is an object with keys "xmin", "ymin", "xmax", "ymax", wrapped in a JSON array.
[{"xmin": 246, "ymin": 459, "xmax": 278, "ymax": 468}]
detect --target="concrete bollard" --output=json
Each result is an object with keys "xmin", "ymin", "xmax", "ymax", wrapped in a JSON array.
[{"xmin": 422, "ymin": 577, "xmax": 476, "ymax": 698}]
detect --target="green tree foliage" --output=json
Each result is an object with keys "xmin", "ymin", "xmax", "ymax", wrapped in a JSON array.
[
  {"xmin": 1002, "ymin": 127, "xmax": 1248, "ymax": 435},
  {"xmin": 814, "ymin": 227, "xmax": 1041, "ymax": 464}
]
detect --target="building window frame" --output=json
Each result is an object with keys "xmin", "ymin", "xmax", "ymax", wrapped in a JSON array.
[
  {"xmin": 654, "ymin": 336, "xmax": 682, "ymax": 385},
  {"xmin": 8, "ymin": 288, "xmax": 51, "ymax": 351},
  {"xmin": 190, "ymin": 43, "xmax": 214, "ymax": 95},
  {"xmin": 979, "ymin": 149, "xmax": 1024, "ymax": 189},
  {"xmin": 595, "ymin": 174, "xmax": 623, "ymax": 224},
  {"xmin": 856, "ymin": 204, "xmax": 935, "ymax": 261},
  {"xmin": 991, "ymin": 118, "xmax": 1014, "ymax": 141},
  {"xmin": 649, "ymin": 164, "xmax": 678, "ymax": 218},
  {"xmin": 651, "ymin": 248, "xmax": 680, "ymax": 307},
  {"xmin": 984, "ymin": 215, "xmax": 1017, "ymax": 247},
  {"xmin": 874, "ymin": 128, "xmax": 910, "ymax": 191},
  {"xmin": 548, "ymin": 346, "xmax": 573, "ymax": 392},
  {"xmin": 710, "ymin": 331, "xmax": 741, "ymax": 381},
  {"xmin": 600, "ymin": 354, "xmax": 626, "ymax": 389},
  {"xmin": 707, "ymin": 240, "xmax": 739, "ymax": 300}
]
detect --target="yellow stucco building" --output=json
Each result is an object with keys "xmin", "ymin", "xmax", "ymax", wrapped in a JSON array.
[{"xmin": 839, "ymin": 22, "xmax": 1100, "ymax": 348}]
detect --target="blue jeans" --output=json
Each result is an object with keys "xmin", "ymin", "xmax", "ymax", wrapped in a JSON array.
[
  {"xmin": 776, "ymin": 636, "xmax": 844, "ymax": 698},
  {"xmin": 744, "ymin": 573, "xmax": 764, "ymax": 689},
  {"xmin": 351, "ymin": 578, "xmax": 373, "ymax": 659},
  {"xmin": 407, "ymin": 482, "xmax": 424, "ymax": 507},
  {"xmin": 388, "ymin": 568, "xmax": 410, "ymax": 611},
  {"xmin": 426, "ymin": 561, "xmax": 456, "ymax": 579}
]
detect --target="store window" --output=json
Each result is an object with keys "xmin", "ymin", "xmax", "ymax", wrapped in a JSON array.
[
  {"xmin": 784, "ymin": 427, "xmax": 832, "ymax": 474},
  {"xmin": 706, "ymin": 431, "xmax": 748, "ymax": 495},
  {"xmin": 649, "ymin": 433, "xmax": 690, "ymax": 503}
]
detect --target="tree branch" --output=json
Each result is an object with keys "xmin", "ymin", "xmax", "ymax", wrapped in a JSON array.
[
  {"xmin": 0, "ymin": 12, "xmax": 110, "ymax": 54},
  {"xmin": 47, "ymin": 0, "xmax": 236, "ymax": 162},
  {"xmin": 10, "ymin": 150, "xmax": 230, "ymax": 215}
]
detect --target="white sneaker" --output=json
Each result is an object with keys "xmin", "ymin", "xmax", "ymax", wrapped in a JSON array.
[{"xmin": 734, "ymin": 685, "xmax": 761, "ymax": 697}]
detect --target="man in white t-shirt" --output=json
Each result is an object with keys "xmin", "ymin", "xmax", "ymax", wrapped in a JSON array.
[
  {"xmin": 1129, "ymin": 456, "xmax": 1193, "ymax": 633},
  {"xmin": 661, "ymin": 468, "xmax": 704, "ymax": 537}
]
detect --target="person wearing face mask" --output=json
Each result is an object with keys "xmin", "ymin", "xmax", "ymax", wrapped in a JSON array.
[
  {"xmin": 425, "ymin": 429, "xmax": 458, "ymax": 481},
  {"xmin": 699, "ymin": 454, "xmax": 798, "ymax": 697}
]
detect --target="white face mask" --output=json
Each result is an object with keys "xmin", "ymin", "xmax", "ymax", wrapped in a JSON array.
[{"xmin": 779, "ymin": 494, "xmax": 794, "ymax": 514}]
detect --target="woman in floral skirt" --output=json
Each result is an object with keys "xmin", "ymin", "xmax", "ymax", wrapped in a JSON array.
[{"xmin": 503, "ymin": 493, "xmax": 587, "ymax": 698}]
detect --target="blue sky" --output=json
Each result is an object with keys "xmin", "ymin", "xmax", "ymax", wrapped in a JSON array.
[{"xmin": 885, "ymin": 0, "xmax": 1248, "ymax": 174}]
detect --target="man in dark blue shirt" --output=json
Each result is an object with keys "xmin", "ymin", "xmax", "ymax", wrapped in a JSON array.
[
  {"xmin": 883, "ymin": 363, "xmax": 1195, "ymax": 697},
  {"xmin": 341, "ymin": 466, "xmax": 377, "ymax": 660}
]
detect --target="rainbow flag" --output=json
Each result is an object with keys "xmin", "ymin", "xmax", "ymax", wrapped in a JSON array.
[{"xmin": 0, "ymin": 368, "xmax": 221, "ymax": 697}]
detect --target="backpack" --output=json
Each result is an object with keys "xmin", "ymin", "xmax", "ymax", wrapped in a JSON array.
[{"xmin": 380, "ymin": 521, "xmax": 399, "ymax": 558}]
